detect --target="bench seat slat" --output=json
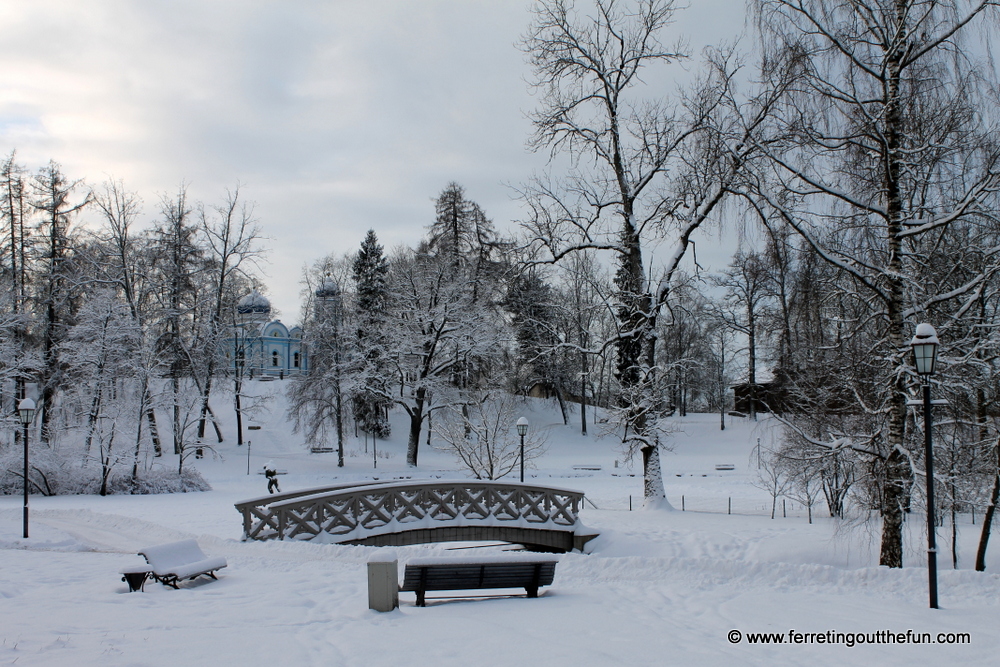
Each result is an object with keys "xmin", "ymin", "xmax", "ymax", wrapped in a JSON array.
[
  {"xmin": 167, "ymin": 556, "xmax": 229, "ymax": 580},
  {"xmin": 402, "ymin": 573, "xmax": 556, "ymax": 590},
  {"xmin": 400, "ymin": 560, "xmax": 557, "ymax": 603}
]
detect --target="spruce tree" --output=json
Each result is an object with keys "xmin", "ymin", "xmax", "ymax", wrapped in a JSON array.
[{"xmin": 351, "ymin": 229, "xmax": 391, "ymax": 438}]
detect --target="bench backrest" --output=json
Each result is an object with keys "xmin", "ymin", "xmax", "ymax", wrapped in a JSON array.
[
  {"xmin": 139, "ymin": 539, "xmax": 208, "ymax": 571},
  {"xmin": 401, "ymin": 561, "xmax": 556, "ymax": 592}
]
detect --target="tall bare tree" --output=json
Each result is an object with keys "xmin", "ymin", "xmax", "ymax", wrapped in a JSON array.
[
  {"xmin": 520, "ymin": 0, "xmax": 749, "ymax": 503},
  {"xmin": 1, "ymin": 152, "xmax": 31, "ymax": 419},
  {"xmin": 749, "ymin": 0, "xmax": 1000, "ymax": 566},
  {"xmin": 31, "ymin": 161, "xmax": 89, "ymax": 443},
  {"xmin": 150, "ymin": 186, "xmax": 201, "ymax": 456},
  {"xmin": 711, "ymin": 251, "xmax": 771, "ymax": 420},
  {"xmin": 195, "ymin": 186, "xmax": 263, "ymax": 444},
  {"xmin": 92, "ymin": 180, "xmax": 164, "ymax": 461}
]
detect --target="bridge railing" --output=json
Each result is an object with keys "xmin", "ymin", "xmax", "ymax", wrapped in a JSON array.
[
  {"xmin": 235, "ymin": 482, "xmax": 378, "ymax": 540},
  {"xmin": 237, "ymin": 479, "xmax": 585, "ymax": 543}
]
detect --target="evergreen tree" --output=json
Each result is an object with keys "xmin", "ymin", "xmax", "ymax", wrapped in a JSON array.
[
  {"xmin": 351, "ymin": 229, "xmax": 391, "ymax": 438},
  {"xmin": 428, "ymin": 182, "xmax": 507, "ymax": 302}
]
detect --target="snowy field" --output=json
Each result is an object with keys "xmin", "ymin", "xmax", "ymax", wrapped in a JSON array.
[{"xmin": 2, "ymin": 386, "xmax": 999, "ymax": 666}]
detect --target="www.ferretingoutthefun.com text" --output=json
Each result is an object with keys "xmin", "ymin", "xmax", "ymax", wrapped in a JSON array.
[{"xmin": 728, "ymin": 629, "xmax": 970, "ymax": 647}]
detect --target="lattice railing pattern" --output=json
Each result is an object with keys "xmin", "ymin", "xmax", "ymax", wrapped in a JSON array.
[{"xmin": 236, "ymin": 480, "xmax": 584, "ymax": 542}]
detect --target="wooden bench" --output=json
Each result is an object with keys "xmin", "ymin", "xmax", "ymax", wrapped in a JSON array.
[
  {"xmin": 133, "ymin": 539, "xmax": 228, "ymax": 589},
  {"xmin": 400, "ymin": 555, "xmax": 559, "ymax": 607}
]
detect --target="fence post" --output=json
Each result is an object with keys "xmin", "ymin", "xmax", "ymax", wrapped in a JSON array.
[
  {"xmin": 728, "ymin": 497, "xmax": 731, "ymax": 515},
  {"xmin": 783, "ymin": 499, "xmax": 786, "ymax": 518},
  {"xmin": 682, "ymin": 495, "xmax": 685, "ymax": 511}
]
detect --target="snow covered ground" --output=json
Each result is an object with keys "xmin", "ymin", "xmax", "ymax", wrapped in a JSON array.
[{"xmin": 2, "ymin": 386, "xmax": 999, "ymax": 666}]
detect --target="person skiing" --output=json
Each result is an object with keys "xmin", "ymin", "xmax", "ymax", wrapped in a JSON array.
[{"xmin": 264, "ymin": 462, "xmax": 280, "ymax": 494}]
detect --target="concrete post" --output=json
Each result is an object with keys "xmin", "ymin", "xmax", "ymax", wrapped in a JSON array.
[{"xmin": 367, "ymin": 551, "xmax": 398, "ymax": 612}]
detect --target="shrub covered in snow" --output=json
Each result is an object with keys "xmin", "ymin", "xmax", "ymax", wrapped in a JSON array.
[{"xmin": 0, "ymin": 449, "xmax": 211, "ymax": 496}]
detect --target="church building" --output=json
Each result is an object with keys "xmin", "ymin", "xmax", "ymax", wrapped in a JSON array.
[{"xmin": 230, "ymin": 291, "xmax": 308, "ymax": 378}]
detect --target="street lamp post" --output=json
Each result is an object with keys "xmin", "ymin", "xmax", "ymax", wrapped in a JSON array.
[
  {"xmin": 516, "ymin": 417, "xmax": 529, "ymax": 483},
  {"xmin": 235, "ymin": 309, "xmax": 255, "ymax": 446},
  {"xmin": 247, "ymin": 424, "xmax": 261, "ymax": 475},
  {"xmin": 910, "ymin": 323, "xmax": 940, "ymax": 610},
  {"xmin": 18, "ymin": 397, "xmax": 36, "ymax": 539}
]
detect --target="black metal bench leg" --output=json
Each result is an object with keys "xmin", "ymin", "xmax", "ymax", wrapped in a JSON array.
[
  {"xmin": 416, "ymin": 590, "xmax": 426, "ymax": 607},
  {"xmin": 122, "ymin": 572, "xmax": 148, "ymax": 592},
  {"xmin": 526, "ymin": 586, "xmax": 538, "ymax": 598}
]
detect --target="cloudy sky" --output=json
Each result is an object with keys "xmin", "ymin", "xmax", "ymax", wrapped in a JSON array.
[{"xmin": 1, "ymin": 0, "xmax": 745, "ymax": 322}]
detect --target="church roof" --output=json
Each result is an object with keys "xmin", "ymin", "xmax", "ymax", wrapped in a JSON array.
[
  {"xmin": 237, "ymin": 290, "xmax": 271, "ymax": 315},
  {"xmin": 315, "ymin": 279, "xmax": 340, "ymax": 299}
]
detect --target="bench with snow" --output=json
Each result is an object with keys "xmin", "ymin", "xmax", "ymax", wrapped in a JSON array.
[
  {"xmin": 125, "ymin": 539, "xmax": 228, "ymax": 590},
  {"xmin": 399, "ymin": 555, "xmax": 559, "ymax": 607}
]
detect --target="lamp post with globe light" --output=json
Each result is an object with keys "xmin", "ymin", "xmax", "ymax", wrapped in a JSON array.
[
  {"xmin": 18, "ymin": 397, "xmax": 36, "ymax": 539},
  {"xmin": 910, "ymin": 323, "xmax": 940, "ymax": 609},
  {"xmin": 516, "ymin": 417, "xmax": 529, "ymax": 483}
]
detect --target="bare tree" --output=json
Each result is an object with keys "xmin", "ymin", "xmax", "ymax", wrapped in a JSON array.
[
  {"xmin": 1, "ymin": 152, "xmax": 29, "ymax": 318},
  {"xmin": 31, "ymin": 161, "xmax": 89, "ymax": 443},
  {"xmin": 435, "ymin": 391, "xmax": 547, "ymax": 480},
  {"xmin": 749, "ymin": 0, "xmax": 1000, "ymax": 567},
  {"xmin": 195, "ymin": 186, "xmax": 263, "ymax": 445},
  {"xmin": 711, "ymin": 251, "xmax": 771, "ymax": 420},
  {"xmin": 753, "ymin": 445, "xmax": 793, "ymax": 519},
  {"xmin": 58, "ymin": 289, "xmax": 142, "ymax": 494},
  {"xmin": 92, "ymin": 180, "xmax": 164, "ymax": 460},
  {"xmin": 149, "ymin": 186, "xmax": 201, "ymax": 456},
  {"xmin": 0, "ymin": 152, "xmax": 32, "ymax": 424},
  {"xmin": 520, "ymin": 0, "xmax": 751, "ymax": 505},
  {"xmin": 976, "ymin": 435, "xmax": 1000, "ymax": 571},
  {"xmin": 287, "ymin": 258, "xmax": 354, "ymax": 465}
]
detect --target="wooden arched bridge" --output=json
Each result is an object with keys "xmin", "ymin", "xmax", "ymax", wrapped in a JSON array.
[{"xmin": 235, "ymin": 479, "xmax": 599, "ymax": 552}]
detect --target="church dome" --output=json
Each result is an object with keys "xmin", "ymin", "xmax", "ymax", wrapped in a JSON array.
[
  {"xmin": 237, "ymin": 290, "xmax": 271, "ymax": 316},
  {"xmin": 315, "ymin": 279, "xmax": 340, "ymax": 300}
]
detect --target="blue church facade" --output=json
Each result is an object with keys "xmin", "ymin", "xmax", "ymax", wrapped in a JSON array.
[{"xmin": 228, "ymin": 291, "xmax": 308, "ymax": 378}]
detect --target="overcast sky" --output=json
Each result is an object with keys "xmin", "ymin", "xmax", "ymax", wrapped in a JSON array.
[{"xmin": 1, "ymin": 0, "xmax": 746, "ymax": 322}]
